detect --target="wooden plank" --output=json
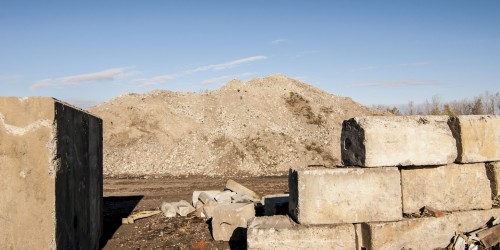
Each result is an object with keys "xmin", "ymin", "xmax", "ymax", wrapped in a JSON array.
[{"xmin": 477, "ymin": 224, "xmax": 500, "ymax": 248}]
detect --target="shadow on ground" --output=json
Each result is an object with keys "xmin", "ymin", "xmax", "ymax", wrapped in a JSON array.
[{"xmin": 99, "ymin": 195, "xmax": 143, "ymax": 249}]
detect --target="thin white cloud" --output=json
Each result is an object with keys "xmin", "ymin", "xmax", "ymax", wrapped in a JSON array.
[
  {"xmin": 271, "ymin": 39, "xmax": 289, "ymax": 45},
  {"xmin": 31, "ymin": 67, "xmax": 137, "ymax": 91},
  {"xmin": 201, "ymin": 72, "xmax": 255, "ymax": 86},
  {"xmin": 136, "ymin": 56, "xmax": 267, "ymax": 87},
  {"xmin": 349, "ymin": 80, "xmax": 440, "ymax": 88}
]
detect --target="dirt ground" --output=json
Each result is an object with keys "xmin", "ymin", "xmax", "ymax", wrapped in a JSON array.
[{"xmin": 100, "ymin": 176, "xmax": 289, "ymax": 249}]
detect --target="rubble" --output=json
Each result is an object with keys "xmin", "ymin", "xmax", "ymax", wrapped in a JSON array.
[
  {"xmin": 160, "ymin": 202, "xmax": 177, "ymax": 218},
  {"xmin": 122, "ymin": 210, "xmax": 161, "ymax": 224},
  {"xmin": 447, "ymin": 216, "xmax": 500, "ymax": 249},
  {"xmin": 226, "ymin": 179, "xmax": 261, "ymax": 201}
]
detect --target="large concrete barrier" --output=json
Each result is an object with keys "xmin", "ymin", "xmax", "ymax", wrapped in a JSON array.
[
  {"xmin": 448, "ymin": 115, "xmax": 500, "ymax": 163},
  {"xmin": 247, "ymin": 215, "xmax": 355, "ymax": 249},
  {"xmin": 341, "ymin": 116, "xmax": 457, "ymax": 167},
  {"xmin": 0, "ymin": 97, "xmax": 103, "ymax": 250},
  {"xmin": 288, "ymin": 167, "xmax": 402, "ymax": 224},
  {"xmin": 401, "ymin": 163, "xmax": 492, "ymax": 214},
  {"xmin": 358, "ymin": 208, "xmax": 500, "ymax": 250}
]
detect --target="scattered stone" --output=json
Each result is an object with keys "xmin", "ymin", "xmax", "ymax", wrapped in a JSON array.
[
  {"xmin": 226, "ymin": 179, "xmax": 261, "ymax": 202},
  {"xmin": 161, "ymin": 202, "xmax": 177, "ymax": 218},
  {"xmin": 211, "ymin": 203, "xmax": 255, "ymax": 241},
  {"xmin": 214, "ymin": 190, "xmax": 236, "ymax": 203},
  {"xmin": 341, "ymin": 116, "xmax": 457, "ymax": 167},
  {"xmin": 192, "ymin": 190, "xmax": 221, "ymax": 207},
  {"xmin": 188, "ymin": 207, "xmax": 206, "ymax": 218},
  {"xmin": 176, "ymin": 200, "xmax": 196, "ymax": 216},
  {"xmin": 198, "ymin": 192, "xmax": 218, "ymax": 205},
  {"xmin": 231, "ymin": 193, "xmax": 253, "ymax": 203}
]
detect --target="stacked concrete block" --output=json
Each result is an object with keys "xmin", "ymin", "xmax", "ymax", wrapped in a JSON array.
[
  {"xmin": 358, "ymin": 208, "xmax": 500, "ymax": 249},
  {"xmin": 0, "ymin": 97, "xmax": 102, "ymax": 250},
  {"xmin": 487, "ymin": 162, "xmax": 500, "ymax": 197},
  {"xmin": 341, "ymin": 116, "xmax": 457, "ymax": 167},
  {"xmin": 448, "ymin": 115, "xmax": 500, "ymax": 163},
  {"xmin": 288, "ymin": 168, "xmax": 402, "ymax": 224},
  {"xmin": 401, "ymin": 163, "xmax": 492, "ymax": 213},
  {"xmin": 247, "ymin": 216, "xmax": 356, "ymax": 250}
]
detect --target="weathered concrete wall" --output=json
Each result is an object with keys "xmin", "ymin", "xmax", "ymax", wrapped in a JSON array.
[
  {"xmin": 289, "ymin": 167, "xmax": 402, "ymax": 224},
  {"xmin": 341, "ymin": 116, "xmax": 457, "ymax": 167},
  {"xmin": 247, "ymin": 216, "xmax": 356, "ymax": 249},
  {"xmin": 487, "ymin": 162, "xmax": 500, "ymax": 197},
  {"xmin": 359, "ymin": 208, "xmax": 500, "ymax": 250},
  {"xmin": 449, "ymin": 115, "xmax": 500, "ymax": 163},
  {"xmin": 401, "ymin": 163, "xmax": 492, "ymax": 214},
  {"xmin": 0, "ymin": 97, "xmax": 102, "ymax": 250}
]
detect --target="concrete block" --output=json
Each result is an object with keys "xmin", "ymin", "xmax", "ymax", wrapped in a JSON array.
[
  {"xmin": 359, "ymin": 208, "xmax": 500, "ymax": 250},
  {"xmin": 198, "ymin": 191, "xmax": 218, "ymax": 205},
  {"xmin": 247, "ymin": 215, "xmax": 356, "ymax": 249},
  {"xmin": 211, "ymin": 203, "xmax": 255, "ymax": 241},
  {"xmin": 192, "ymin": 190, "xmax": 220, "ymax": 207},
  {"xmin": 449, "ymin": 115, "xmax": 500, "ymax": 163},
  {"xmin": 176, "ymin": 200, "xmax": 195, "ymax": 216},
  {"xmin": 231, "ymin": 192, "xmax": 253, "ymax": 203},
  {"xmin": 214, "ymin": 190, "xmax": 236, "ymax": 203},
  {"xmin": 226, "ymin": 179, "xmax": 261, "ymax": 201},
  {"xmin": 160, "ymin": 202, "xmax": 176, "ymax": 218},
  {"xmin": 402, "ymin": 163, "xmax": 492, "ymax": 214},
  {"xmin": 341, "ymin": 116, "xmax": 457, "ymax": 167},
  {"xmin": 487, "ymin": 162, "xmax": 500, "ymax": 197},
  {"xmin": 289, "ymin": 168, "xmax": 402, "ymax": 224},
  {"xmin": 0, "ymin": 97, "xmax": 102, "ymax": 250},
  {"xmin": 263, "ymin": 194, "xmax": 289, "ymax": 216}
]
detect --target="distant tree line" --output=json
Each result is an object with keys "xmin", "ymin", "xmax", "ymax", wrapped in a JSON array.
[{"xmin": 373, "ymin": 91, "xmax": 500, "ymax": 116}]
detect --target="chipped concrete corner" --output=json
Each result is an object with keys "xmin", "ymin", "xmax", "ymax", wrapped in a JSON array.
[{"xmin": 0, "ymin": 97, "xmax": 103, "ymax": 250}]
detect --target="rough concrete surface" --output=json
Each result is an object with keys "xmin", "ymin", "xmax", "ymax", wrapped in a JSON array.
[
  {"xmin": 211, "ymin": 203, "xmax": 255, "ymax": 241},
  {"xmin": 449, "ymin": 115, "xmax": 500, "ymax": 163},
  {"xmin": 487, "ymin": 162, "xmax": 500, "ymax": 197},
  {"xmin": 0, "ymin": 97, "xmax": 103, "ymax": 250},
  {"xmin": 401, "ymin": 163, "xmax": 492, "ymax": 214},
  {"xmin": 247, "ymin": 215, "xmax": 356, "ymax": 249},
  {"xmin": 341, "ymin": 116, "xmax": 457, "ymax": 167},
  {"xmin": 289, "ymin": 167, "xmax": 402, "ymax": 224},
  {"xmin": 359, "ymin": 208, "xmax": 500, "ymax": 250}
]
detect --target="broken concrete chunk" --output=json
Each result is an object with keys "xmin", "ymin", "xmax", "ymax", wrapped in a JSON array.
[
  {"xmin": 122, "ymin": 210, "xmax": 161, "ymax": 224},
  {"xmin": 231, "ymin": 192, "xmax": 253, "ymax": 203},
  {"xmin": 192, "ymin": 190, "xmax": 220, "ymax": 207},
  {"xmin": 448, "ymin": 115, "xmax": 500, "ymax": 163},
  {"xmin": 161, "ymin": 202, "xmax": 177, "ymax": 218},
  {"xmin": 248, "ymin": 215, "xmax": 293, "ymax": 230},
  {"xmin": 211, "ymin": 203, "xmax": 256, "ymax": 241},
  {"xmin": 226, "ymin": 179, "xmax": 261, "ymax": 201},
  {"xmin": 214, "ymin": 190, "xmax": 236, "ymax": 203},
  {"xmin": 198, "ymin": 191, "xmax": 218, "ymax": 205},
  {"xmin": 188, "ymin": 207, "xmax": 206, "ymax": 218},
  {"xmin": 176, "ymin": 200, "xmax": 195, "ymax": 216},
  {"xmin": 341, "ymin": 116, "xmax": 457, "ymax": 167},
  {"xmin": 263, "ymin": 194, "xmax": 289, "ymax": 216}
]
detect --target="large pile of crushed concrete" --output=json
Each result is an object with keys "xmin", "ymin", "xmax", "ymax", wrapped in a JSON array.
[{"xmin": 90, "ymin": 74, "xmax": 384, "ymax": 177}]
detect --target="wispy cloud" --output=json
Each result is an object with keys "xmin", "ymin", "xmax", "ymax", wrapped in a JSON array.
[
  {"xmin": 136, "ymin": 56, "xmax": 267, "ymax": 87},
  {"xmin": 31, "ymin": 67, "xmax": 137, "ymax": 91},
  {"xmin": 292, "ymin": 50, "xmax": 317, "ymax": 59},
  {"xmin": 350, "ymin": 62, "xmax": 432, "ymax": 73},
  {"xmin": 201, "ymin": 72, "xmax": 255, "ymax": 86},
  {"xmin": 349, "ymin": 80, "xmax": 440, "ymax": 88},
  {"xmin": 271, "ymin": 39, "xmax": 289, "ymax": 45}
]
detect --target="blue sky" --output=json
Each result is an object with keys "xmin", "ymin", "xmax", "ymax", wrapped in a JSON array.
[{"xmin": 1, "ymin": 1, "xmax": 499, "ymax": 107}]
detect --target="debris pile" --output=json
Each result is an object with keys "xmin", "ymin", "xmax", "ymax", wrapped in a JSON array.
[
  {"xmin": 159, "ymin": 179, "xmax": 289, "ymax": 241},
  {"xmin": 448, "ymin": 217, "xmax": 500, "ymax": 250}
]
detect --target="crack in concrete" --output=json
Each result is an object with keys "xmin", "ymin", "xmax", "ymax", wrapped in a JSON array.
[{"xmin": 0, "ymin": 113, "xmax": 52, "ymax": 136}]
